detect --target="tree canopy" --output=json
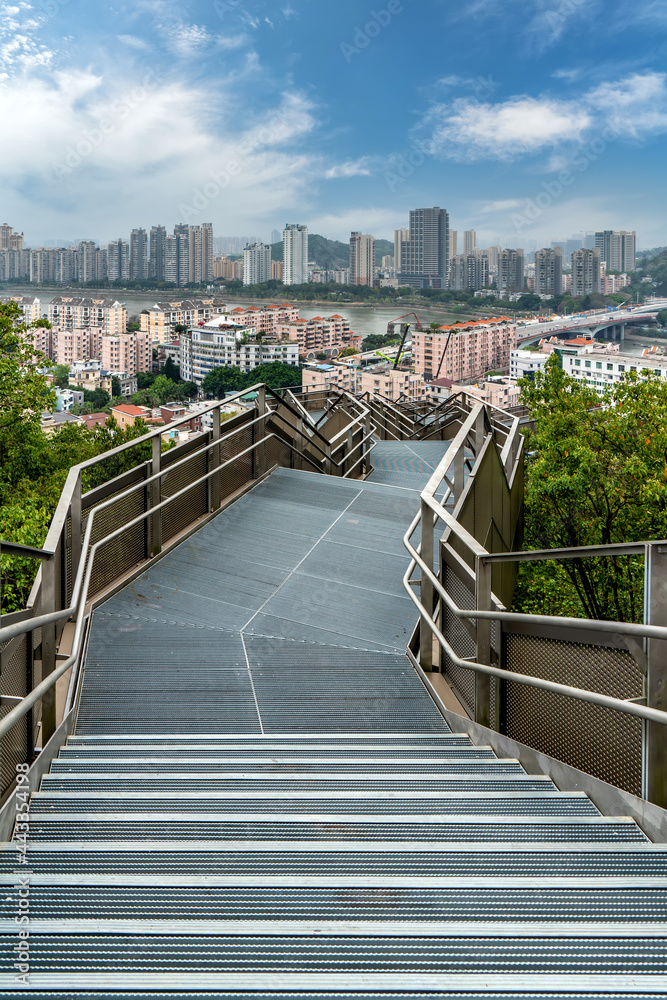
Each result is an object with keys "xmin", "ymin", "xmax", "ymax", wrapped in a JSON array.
[
  {"xmin": 201, "ymin": 362, "xmax": 302, "ymax": 398},
  {"xmin": 514, "ymin": 355, "xmax": 667, "ymax": 622}
]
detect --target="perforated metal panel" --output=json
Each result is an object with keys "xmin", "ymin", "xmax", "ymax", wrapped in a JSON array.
[
  {"xmin": 82, "ymin": 477, "xmax": 147, "ymax": 599},
  {"xmin": 161, "ymin": 444, "xmax": 208, "ymax": 544},
  {"xmin": 504, "ymin": 631, "xmax": 644, "ymax": 795},
  {"xmin": 441, "ymin": 562, "xmax": 476, "ymax": 715},
  {"xmin": 0, "ymin": 634, "xmax": 29, "ymax": 802}
]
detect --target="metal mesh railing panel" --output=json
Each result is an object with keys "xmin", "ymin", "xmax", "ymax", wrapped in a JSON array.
[
  {"xmin": 441, "ymin": 561, "xmax": 476, "ymax": 715},
  {"xmin": 264, "ymin": 435, "xmax": 292, "ymax": 474},
  {"xmin": 82, "ymin": 480, "xmax": 147, "ymax": 601},
  {"xmin": 219, "ymin": 425, "xmax": 254, "ymax": 498},
  {"xmin": 0, "ymin": 636, "xmax": 29, "ymax": 802},
  {"xmin": 161, "ymin": 446, "xmax": 209, "ymax": 545},
  {"xmin": 504, "ymin": 631, "xmax": 643, "ymax": 795}
]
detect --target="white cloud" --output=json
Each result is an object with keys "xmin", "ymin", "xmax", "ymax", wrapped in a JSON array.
[
  {"xmin": 415, "ymin": 71, "xmax": 667, "ymax": 162},
  {"xmin": 480, "ymin": 199, "xmax": 524, "ymax": 213},
  {"xmin": 157, "ymin": 23, "xmax": 212, "ymax": 58},
  {"xmin": 0, "ymin": 64, "xmax": 321, "ymax": 240},
  {"xmin": 325, "ymin": 158, "xmax": 372, "ymax": 179},
  {"xmin": 420, "ymin": 96, "xmax": 590, "ymax": 161},
  {"xmin": 117, "ymin": 34, "xmax": 150, "ymax": 50}
]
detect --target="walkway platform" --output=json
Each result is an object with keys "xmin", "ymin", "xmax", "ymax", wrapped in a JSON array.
[{"xmin": 1, "ymin": 460, "xmax": 666, "ymax": 994}]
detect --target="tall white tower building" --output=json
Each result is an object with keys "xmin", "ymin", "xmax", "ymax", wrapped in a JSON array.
[
  {"xmin": 283, "ymin": 224, "xmax": 309, "ymax": 285},
  {"xmin": 243, "ymin": 243, "xmax": 272, "ymax": 286}
]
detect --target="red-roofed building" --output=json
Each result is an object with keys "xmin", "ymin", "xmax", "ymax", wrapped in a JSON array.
[
  {"xmin": 277, "ymin": 314, "xmax": 362, "ymax": 359},
  {"xmin": 111, "ymin": 403, "xmax": 150, "ymax": 428}
]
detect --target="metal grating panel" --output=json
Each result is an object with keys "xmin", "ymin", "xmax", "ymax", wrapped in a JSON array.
[
  {"xmin": 82, "ymin": 478, "xmax": 146, "ymax": 599},
  {"xmin": 161, "ymin": 445, "xmax": 208, "ymax": 544},
  {"xmin": 441, "ymin": 562, "xmax": 476, "ymax": 714},
  {"xmin": 504, "ymin": 632, "xmax": 643, "ymax": 796},
  {"xmin": 0, "ymin": 634, "xmax": 29, "ymax": 802}
]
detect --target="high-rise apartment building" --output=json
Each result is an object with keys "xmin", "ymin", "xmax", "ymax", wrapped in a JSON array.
[
  {"xmin": 463, "ymin": 230, "xmax": 476, "ymax": 255},
  {"xmin": 48, "ymin": 297, "xmax": 127, "ymax": 336},
  {"xmin": 0, "ymin": 223, "xmax": 24, "ymax": 250},
  {"xmin": 571, "ymin": 248, "xmax": 601, "ymax": 296},
  {"xmin": 174, "ymin": 224, "xmax": 191, "ymax": 286},
  {"xmin": 349, "ymin": 233, "xmax": 375, "ymax": 286},
  {"xmin": 394, "ymin": 228, "xmax": 409, "ymax": 272},
  {"xmin": 449, "ymin": 253, "xmax": 488, "ymax": 292},
  {"xmin": 595, "ymin": 230, "xmax": 636, "ymax": 273},
  {"xmin": 283, "ymin": 224, "xmax": 308, "ymax": 285},
  {"xmin": 76, "ymin": 241, "xmax": 107, "ymax": 284},
  {"xmin": 449, "ymin": 230, "xmax": 458, "ymax": 260},
  {"xmin": 149, "ymin": 226, "xmax": 167, "ymax": 281},
  {"xmin": 130, "ymin": 228, "xmax": 148, "ymax": 280},
  {"xmin": 535, "ymin": 247, "xmax": 563, "ymax": 296},
  {"xmin": 243, "ymin": 243, "xmax": 272, "ymax": 285},
  {"xmin": 399, "ymin": 207, "xmax": 449, "ymax": 288},
  {"xmin": 101, "ymin": 330, "xmax": 151, "ymax": 377},
  {"xmin": 498, "ymin": 249, "xmax": 524, "ymax": 293},
  {"xmin": 107, "ymin": 239, "xmax": 130, "ymax": 282},
  {"xmin": 164, "ymin": 235, "xmax": 178, "ymax": 285}
]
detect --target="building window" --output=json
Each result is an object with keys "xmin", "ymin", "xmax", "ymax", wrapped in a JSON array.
[{"xmin": 585, "ymin": 361, "xmax": 591, "ymax": 368}]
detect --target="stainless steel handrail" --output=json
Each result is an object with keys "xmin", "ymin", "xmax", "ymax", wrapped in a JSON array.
[
  {"xmin": 0, "ymin": 431, "xmax": 320, "ymax": 741},
  {"xmin": 401, "ymin": 405, "xmax": 667, "ymax": 729}
]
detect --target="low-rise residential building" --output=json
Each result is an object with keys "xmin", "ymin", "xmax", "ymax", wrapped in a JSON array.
[
  {"xmin": 0, "ymin": 294, "xmax": 40, "ymax": 324},
  {"xmin": 180, "ymin": 316, "xmax": 300, "ymax": 386},
  {"xmin": 456, "ymin": 377, "xmax": 520, "ymax": 408},
  {"xmin": 303, "ymin": 362, "xmax": 427, "ymax": 401},
  {"xmin": 140, "ymin": 299, "xmax": 227, "ymax": 344},
  {"xmin": 68, "ymin": 360, "xmax": 113, "ymax": 394},
  {"xmin": 111, "ymin": 403, "xmax": 150, "ymax": 428},
  {"xmin": 509, "ymin": 348, "xmax": 550, "ymax": 380},
  {"xmin": 48, "ymin": 297, "xmax": 127, "ymax": 336},
  {"xmin": 101, "ymin": 330, "xmax": 151, "ymax": 378},
  {"xmin": 277, "ymin": 314, "xmax": 362, "ymax": 359},
  {"xmin": 51, "ymin": 327, "xmax": 104, "ymax": 366},
  {"xmin": 54, "ymin": 387, "xmax": 84, "ymax": 412},
  {"xmin": 412, "ymin": 318, "xmax": 517, "ymax": 382},
  {"xmin": 222, "ymin": 303, "xmax": 300, "ymax": 334},
  {"xmin": 565, "ymin": 348, "xmax": 667, "ymax": 393}
]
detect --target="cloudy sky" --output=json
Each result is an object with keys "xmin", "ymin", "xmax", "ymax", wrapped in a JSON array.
[{"xmin": 2, "ymin": 0, "xmax": 667, "ymax": 248}]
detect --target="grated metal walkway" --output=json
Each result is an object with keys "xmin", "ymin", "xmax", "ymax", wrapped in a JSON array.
[{"xmin": 2, "ymin": 462, "xmax": 667, "ymax": 994}]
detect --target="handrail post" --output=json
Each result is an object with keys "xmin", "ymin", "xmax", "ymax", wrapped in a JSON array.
[
  {"xmin": 419, "ymin": 497, "xmax": 434, "ymax": 671},
  {"xmin": 645, "ymin": 542, "xmax": 667, "ymax": 807},
  {"xmin": 70, "ymin": 472, "xmax": 82, "ymax": 598},
  {"xmin": 40, "ymin": 554, "xmax": 57, "ymax": 745},
  {"xmin": 475, "ymin": 554, "xmax": 493, "ymax": 729},
  {"xmin": 209, "ymin": 405, "xmax": 221, "ymax": 511},
  {"xmin": 253, "ymin": 387, "xmax": 266, "ymax": 479},
  {"xmin": 150, "ymin": 436, "xmax": 162, "ymax": 556}
]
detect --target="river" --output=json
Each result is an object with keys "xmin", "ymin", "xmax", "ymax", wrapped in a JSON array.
[{"xmin": 4, "ymin": 287, "xmax": 484, "ymax": 340}]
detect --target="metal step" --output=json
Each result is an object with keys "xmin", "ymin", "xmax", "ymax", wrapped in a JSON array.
[
  {"xmin": 38, "ymin": 775, "xmax": 558, "ymax": 793},
  {"xmin": 1, "ymin": 885, "xmax": 666, "ymax": 923},
  {"xmin": 29, "ymin": 792, "xmax": 600, "ymax": 816},
  {"xmin": 23, "ymin": 816, "xmax": 647, "ymax": 843}
]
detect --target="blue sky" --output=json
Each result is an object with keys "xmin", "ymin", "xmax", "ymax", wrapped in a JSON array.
[{"xmin": 2, "ymin": 0, "xmax": 667, "ymax": 248}]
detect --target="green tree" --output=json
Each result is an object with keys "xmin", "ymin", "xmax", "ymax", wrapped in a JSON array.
[
  {"xmin": 337, "ymin": 347, "xmax": 359, "ymax": 358},
  {"xmin": 111, "ymin": 376, "xmax": 122, "ymax": 398},
  {"xmin": 515, "ymin": 356, "xmax": 667, "ymax": 622},
  {"xmin": 52, "ymin": 364, "xmax": 71, "ymax": 388},
  {"xmin": 136, "ymin": 371, "xmax": 156, "ymax": 389},
  {"xmin": 657, "ymin": 309, "xmax": 667, "ymax": 327},
  {"xmin": 162, "ymin": 356, "xmax": 180, "ymax": 382}
]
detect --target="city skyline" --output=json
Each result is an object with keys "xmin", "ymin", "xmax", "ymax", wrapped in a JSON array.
[{"xmin": 0, "ymin": 1, "xmax": 665, "ymax": 247}]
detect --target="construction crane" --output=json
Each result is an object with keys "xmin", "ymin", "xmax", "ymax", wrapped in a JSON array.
[{"xmin": 385, "ymin": 313, "xmax": 423, "ymax": 369}]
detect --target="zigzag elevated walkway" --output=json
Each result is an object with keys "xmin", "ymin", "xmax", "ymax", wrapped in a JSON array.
[{"xmin": 1, "ymin": 462, "xmax": 667, "ymax": 995}]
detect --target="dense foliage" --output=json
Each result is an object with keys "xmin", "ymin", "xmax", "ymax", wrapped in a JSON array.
[
  {"xmin": 201, "ymin": 362, "xmax": 302, "ymax": 398},
  {"xmin": 514, "ymin": 355, "xmax": 667, "ymax": 622},
  {"xmin": 0, "ymin": 302, "xmax": 159, "ymax": 612}
]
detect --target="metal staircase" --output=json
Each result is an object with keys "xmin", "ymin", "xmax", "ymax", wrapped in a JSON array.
[
  {"xmin": 1, "ymin": 390, "xmax": 667, "ymax": 993},
  {"xmin": 2, "ymin": 732, "xmax": 666, "ymax": 991}
]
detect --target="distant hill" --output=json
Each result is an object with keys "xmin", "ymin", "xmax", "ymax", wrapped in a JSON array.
[{"xmin": 271, "ymin": 234, "xmax": 394, "ymax": 269}]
